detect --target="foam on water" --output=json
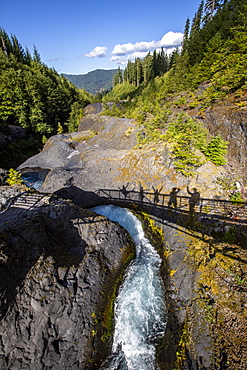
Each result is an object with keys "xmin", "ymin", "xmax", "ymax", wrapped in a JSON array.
[{"xmin": 92, "ymin": 205, "xmax": 167, "ymax": 370}]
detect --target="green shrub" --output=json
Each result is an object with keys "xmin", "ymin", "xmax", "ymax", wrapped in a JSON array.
[
  {"xmin": 230, "ymin": 191, "xmax": 244, "ymax": 203},
  {"xmin": 203, "ymin": 134, "xmax": 228, "ymax": 165},
  {"xmin": 165, "ymin": 113, "xmax": 207, "ymax": 176},
  {"xmin": 6, "ymin": 168, "xmax": 23, "ymax": 185}
]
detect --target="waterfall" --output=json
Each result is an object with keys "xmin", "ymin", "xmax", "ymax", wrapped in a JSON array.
[{"xmin": 91, "ymin": 205, "xmax": 167, "ymax": 370}]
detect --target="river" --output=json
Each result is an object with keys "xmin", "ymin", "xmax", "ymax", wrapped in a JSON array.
[{"xmin": 91, "ymin": 205, "xmax": 167, "ymax": 370}]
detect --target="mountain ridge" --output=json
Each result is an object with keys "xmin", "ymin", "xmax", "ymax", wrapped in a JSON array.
[{"xmin": 62, "ymin": 69, "xmax": 119, "ymax": 94}]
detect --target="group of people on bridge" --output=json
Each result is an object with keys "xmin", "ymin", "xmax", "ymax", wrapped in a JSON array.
[
  {"xmin": 168, "ymin": 186, "xmax": 201, "ymax": 214},
  {"xmin": 119, "ymin": 183, "xmax": 201, "ymax": 215}
]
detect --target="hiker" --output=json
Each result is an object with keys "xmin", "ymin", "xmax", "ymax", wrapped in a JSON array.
[
  {"xmin": 168, "ymin": 187, "xmax": 180, "ymax": 209},
  {"xmin": 152, "ymin": 186, "xmax": 163, "ymax": 205},
  {"xmin": 139, "ymin": 183, "xmax": 144, "ymax": 202},
  {"xmin": 120, "ymin": 183, "xmax": 129, "ymax": 199},
  {"xmin": 187, "ymin": 185, "xmax": 200, "ymax": 214}
]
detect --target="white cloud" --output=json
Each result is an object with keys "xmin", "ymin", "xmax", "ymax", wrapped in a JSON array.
[
  {"xmin": 128, "ymin": 51, "xmax": 151, "ymax": 59},
  {"xmin": 159, "ymin": 31, "xmax": 183, "ymax": 48},
  {"xmin": 110, "ymin": 51, "xmax": 152, "ymax": 64},
  {"xmin": 111, "ymin": 31, "xmax": 183, "ymax": 56},
  {"xmin": 47, "ymin": 57, "xmax": 69, "ymax": 62},
  {"xmin": 110, "ymin": 55, "xmax": 129, "ymax": 65},
  {"xmin": 83, "ymin": 31, "xmax": 183, "ymax": 67},
  {"xmin": 110, "ymin": 46, "xmax": 181, "ymax": 66},
  {"xmin": 84, "ymin": 46, "xmax": 108, "ymax": 58},
  {"xmin": 47, "ymin": 57, "xmax": 60, "ymax": 62}
]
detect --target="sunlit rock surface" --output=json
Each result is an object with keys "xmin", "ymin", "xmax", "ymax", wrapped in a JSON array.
[{"xmin": 18, "ymin": 104, "xmax": 226, "ymax": 199}]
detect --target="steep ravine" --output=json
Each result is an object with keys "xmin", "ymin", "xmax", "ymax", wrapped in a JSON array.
[
  {"xmin": 1, "ymin": 185, "xmax": 246, "ymax": 369},
  {"xmin": 1, "ymin": 103, "xmax": 247, "ymax": 369}
]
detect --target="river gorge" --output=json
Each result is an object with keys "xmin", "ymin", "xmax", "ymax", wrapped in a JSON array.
[{"xmin": 0, "ymin": 103, "xmax": 247, "ymax": 369}]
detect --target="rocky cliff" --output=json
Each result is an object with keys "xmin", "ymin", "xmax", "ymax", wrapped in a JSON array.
[
  {"xmin": 0, "ymin": 186, "xmax": 135, "ymax": 369},
  {"xmin": 1, "ymin": 103, "xmax": 247, "ymax": 369},
  {"xmin": 187, "ymin": 96, "xmax": 247, "ymax": 171}
]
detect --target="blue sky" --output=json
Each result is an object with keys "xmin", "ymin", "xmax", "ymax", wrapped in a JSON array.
[{"xmin": 1, "ymin": 0, "xmax": 200, "ymax": 75}]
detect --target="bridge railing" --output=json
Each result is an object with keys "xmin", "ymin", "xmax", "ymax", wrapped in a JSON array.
[{"xmin": 96, "ymin": 189, "xmax": 247, "ymax": 219}]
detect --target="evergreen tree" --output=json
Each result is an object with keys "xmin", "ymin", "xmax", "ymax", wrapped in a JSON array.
[
  {"xmin": 33, "ymin": 45, "xmax": 42, "ymax": 63},
  {"xmin": 136, "ymin": 58, "xmax": 143, "ymax": 86},
  {"xmin": 25, "ymin": 47, "xmax": 32, "ymax": 65},
  {"xmin": 113, "ymin": 67, "xmax": 123, "ymax": 86},
  {"xmin": 125, "ymin": 60, "xmax": 135, "ymax": 84},
  {"xmin": 188, "ymin": 1, "xmax": 205, "ymax": 64},
  {"xmin": 0, "ymin": 28, "xmax": 91, "ymax": 137},
  {"xmin": 143, "ymin": 52, "xmax": 153, "ymax": 82},
  {"xmin": 11, "ymin": 35, "xmax": 25, "ymax": 63},
  {"xmin": 168, "ymin": 49, "xmax": 180, "ymax": 69},
  {"xmin": 152, "ymin": 50, "xmax": 158, "ymax": 77},
  {"xmin": 182, "ymin": 18, "xmax": 190, "ymax": 54},
  {"xmin": 203, "ymin": 135, "xmax": 228, "ymax": 165},
  {"xmin": 157, "ymin": 47, "xmax": 168, "ymax": 75},
  {"xmin": 190, "ymin": 1, "xmax": 204, "ymax": 37}
]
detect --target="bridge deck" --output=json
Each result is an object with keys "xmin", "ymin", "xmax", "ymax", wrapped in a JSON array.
[
  {"xmin": 96, "ymin": 189, "xmax": 247, "ymax": 221},
  {"xmin": 1, "ymin": 188, "xmax": 246, "ymax": 224}
]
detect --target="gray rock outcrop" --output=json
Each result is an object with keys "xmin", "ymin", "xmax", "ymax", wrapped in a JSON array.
[
  {"xmin": 0, "ymin": 188, "xmax": 135, "ymax": 369},
  {"xmin": 18, "ymin": 104, "xmax": 226, "ymax": 200}
]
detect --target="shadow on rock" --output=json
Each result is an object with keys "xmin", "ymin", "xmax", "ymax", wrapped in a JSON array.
[
  {"xmin": 54, "ymin": 185, "xmax": 103, "ymax": 208},
  {"xmin": 0, "ymin": 198, "xmax": 95, "ymax": 319}
]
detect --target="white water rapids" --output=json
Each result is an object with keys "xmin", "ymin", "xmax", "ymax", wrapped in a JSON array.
[{"xmin": 91, "ymin": 205, "xmax": 167, "ymax": 370}]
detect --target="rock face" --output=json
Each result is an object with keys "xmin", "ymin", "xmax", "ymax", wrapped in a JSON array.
[
  {"xmin": 136, "ymin": 205, "xmax": 247, "ymax": 370},
  {"xmin": 18, "ymin": 104, "xmax": 226, "ymax": 200},
  {"xmin": 203, "ymin": 104, "xmax": 247, "ymax": 167},
  {"xmin": 7, "ymin": 103, "xmax": 247, "ymax": 369},
  {"xmin": 0, "ymin": 188, "xmax": 135, "ymax": 369}
]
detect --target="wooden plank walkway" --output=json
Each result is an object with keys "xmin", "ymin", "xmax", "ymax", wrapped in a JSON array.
[{"xmin": 0, "ymin": 191, "xmax": 50, "ymax": 215}]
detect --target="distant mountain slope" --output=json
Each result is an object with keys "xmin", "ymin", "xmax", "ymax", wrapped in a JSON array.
[{"xmin": 62, "ymin": 69, "xmax": 119, "ymax": 94}]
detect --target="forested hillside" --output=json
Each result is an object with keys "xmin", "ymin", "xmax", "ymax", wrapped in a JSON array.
[
  {"xmin": 111, "ymin": 0, "xmax": 246, "ymax": 90},
  {"xmin": 0, "ymin": 29, "xmax": 92, "ymax": 168},
  {"xmin": 63, "ymin": 69, "xmax": 119, "ymax": 95},
  {"xmin": 104, "ymin": 0, "xmax": 247, "ymax": 176}
]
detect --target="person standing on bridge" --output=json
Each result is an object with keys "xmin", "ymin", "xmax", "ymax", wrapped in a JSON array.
[
  {"xmin": 120, "ymin": 183, "xmax": 130, "ymax": 199},
  {"xmin": 139, "ymin": 183, "xmax": 145, "ymax": 202},
  {"xmin": 168, "ymin": 187, "xmax": 180, "ymax": 209},
  {"xmin": 152, "ymin": 186, "xmax": 163, "ymax": 205},
  {"xmin": 187, "ymin": 186, "xmax": 200, "ymax": 215}
]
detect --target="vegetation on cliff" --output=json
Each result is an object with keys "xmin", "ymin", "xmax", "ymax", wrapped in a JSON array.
[{"xmin": 188, "ymin": 231, "xmax": 247, "ymax": 369}]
